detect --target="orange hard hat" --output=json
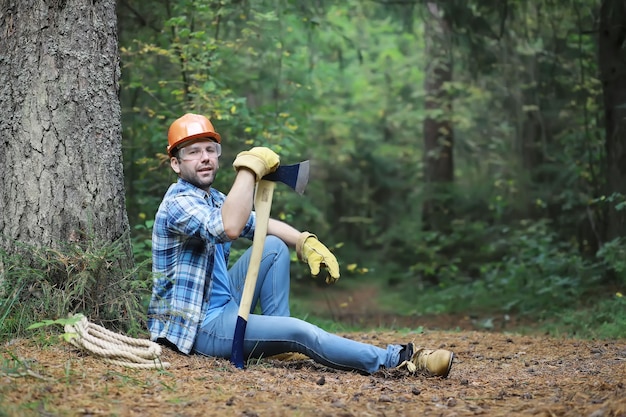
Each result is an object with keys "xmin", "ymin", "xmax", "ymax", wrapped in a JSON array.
[{"xmin": 167, "ymin": 113, "xmax": 221, "ymax": 157}]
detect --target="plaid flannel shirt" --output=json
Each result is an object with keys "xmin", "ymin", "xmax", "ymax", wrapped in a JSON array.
[{"xmin": 147, "ymin": 178, "xmax": 255, "ymax": 354}]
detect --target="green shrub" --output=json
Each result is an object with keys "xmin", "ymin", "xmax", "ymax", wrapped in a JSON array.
[
  {"xmin": 391, "ymin": 219, "xmax": 608, "ymax": 321},
  {"xmin": 549, "ymin": 293, "xmax": 626, "ymax": 339},
  {"xmin": 0, "ymin": 234, "xmax": 151, "ymax": 342},
  {"xmin": 596, "ymin": 237, "xmax": 626, "ymax": 285}
]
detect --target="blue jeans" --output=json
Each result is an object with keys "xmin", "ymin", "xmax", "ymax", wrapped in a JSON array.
[{"xmin": 192, "ymin": 236, "xmax": 402, "ymax": 374}]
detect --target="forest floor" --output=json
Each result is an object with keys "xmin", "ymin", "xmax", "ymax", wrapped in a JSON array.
[{"xmin": 1, "ymin": 286, "xmax": 625, "ymax": 417}]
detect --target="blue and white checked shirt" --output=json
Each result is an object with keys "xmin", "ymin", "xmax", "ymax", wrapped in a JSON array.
[{"xmin": 147, "ymin": 178, "xmax": 256, "ymax": 354}]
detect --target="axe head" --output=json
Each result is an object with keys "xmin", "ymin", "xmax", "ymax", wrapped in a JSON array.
[{"xmin": 262, "ymin": 160, "xmax": 310, "ymax": 195}]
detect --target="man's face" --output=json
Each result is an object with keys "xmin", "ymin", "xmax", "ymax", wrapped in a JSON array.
[{"xmin": 170, "ymin": 139, "xmax": 221, "ymax": 191}]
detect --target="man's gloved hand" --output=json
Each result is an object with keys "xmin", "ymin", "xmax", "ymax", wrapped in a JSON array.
[
  {"xmin": 296, "ymin": 232, "xmax": 340, "ymax": 284},
  {"xmin": 233, "ymin": 147, "xmax": 280, "ymax": 181}
]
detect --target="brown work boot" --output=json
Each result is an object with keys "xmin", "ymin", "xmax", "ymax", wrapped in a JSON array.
[{"xmin": 397, "ymin": 342, "xmax": 454, "ymax": 378}]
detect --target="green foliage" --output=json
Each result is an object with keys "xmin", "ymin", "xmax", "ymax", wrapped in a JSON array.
[
  {"xmin": 26, "ymin": 316, "xmax": 81, "ymax": 331},
  {"xmin": 114, "ymin": 0, "xmax": 623, "ymax": 340},
  {"xmin": 132, "ymin": 218, "xmax": 154, "ymax": 265},
  {"xmin": 548, "ymin": 293, "xmax": 626, "ymax": 339},
  {"xmin": 362, "ymin": 218, "xmax": 605, "ymax": 322},
  {"xmin": 0, "ymin": 234, "xmax": 151, "ymax": 342},
  {"xmin": 596, "ymin": 237, "xmax": 626, "ymax": 285},
  {"xmin": 25, "ymin": 315, "xmax": 86, "ymax": 345},
  {"xmin": 478, "ymin": 220, "xmax": 602, "ymax": 315}
]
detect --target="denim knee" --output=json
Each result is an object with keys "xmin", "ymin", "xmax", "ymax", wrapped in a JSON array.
[{"xmin": 264, "ymin": 235, "xmax": 288, "ymax": 255}]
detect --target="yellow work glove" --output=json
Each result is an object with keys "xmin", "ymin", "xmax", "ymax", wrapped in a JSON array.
[
  {"xmin": 296, "ymin": 232, "xmax": 340, "ymax": 284},
  {"xmin": 232, "ymin": 146, "xmax": 280, "ymax": 181}
]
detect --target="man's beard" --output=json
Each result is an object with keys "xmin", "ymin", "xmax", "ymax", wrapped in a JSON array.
[{"xmin": 185, "ymin": 170, "xmax": 216, "ymax": 191}]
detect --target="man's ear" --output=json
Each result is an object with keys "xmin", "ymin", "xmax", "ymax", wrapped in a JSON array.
[{"xmin": 170, "ymin": 157, "xmax": 181, "ymax": 174}]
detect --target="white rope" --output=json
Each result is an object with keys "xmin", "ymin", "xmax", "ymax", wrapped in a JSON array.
[{"xmin": 64, "ymin": 314, "xmax": 170, "ymax": 369}]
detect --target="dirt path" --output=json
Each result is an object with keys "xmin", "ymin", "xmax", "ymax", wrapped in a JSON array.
[{"xmin": 2, "ymin": 329, "xmax": 625, "ymax": 417}]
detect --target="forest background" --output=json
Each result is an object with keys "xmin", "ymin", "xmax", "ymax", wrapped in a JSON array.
[{"xmin": 1, "ymin": 0, "xmax": 625, "ymax": 341}]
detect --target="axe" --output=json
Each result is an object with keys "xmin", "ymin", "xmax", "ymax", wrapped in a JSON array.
[{"xmin": 231, "ymin": 161, "xmax": 310, "ymax": 369}]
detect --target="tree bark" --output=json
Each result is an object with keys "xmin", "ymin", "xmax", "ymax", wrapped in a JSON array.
[
  {"xmin": 0, "ymin": 0, "xmax": 131, "ymax": 259},
  {"xmin": 599, "ymin": 0, "xmax": 626, "ymax": 242}
]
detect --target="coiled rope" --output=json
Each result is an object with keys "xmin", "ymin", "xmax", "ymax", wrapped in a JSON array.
[{"xmin": 64, "ymin": 314, "xmax": 170, "ymax": 369}]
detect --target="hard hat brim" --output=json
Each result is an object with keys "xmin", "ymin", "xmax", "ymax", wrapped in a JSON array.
[{"xmin": 167, "ymin": 132, "xmax": 221, "ymax": 157}]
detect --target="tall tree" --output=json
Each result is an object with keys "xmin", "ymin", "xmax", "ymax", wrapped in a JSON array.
[
  {"xmin": 422, "ymin": 2, "xmax": 454, "ymax": 231},
  {"xmin": 0, "ymin": 1, "xmax": 131, "ymax": 266},
  {"xmin": 599, "ymin": 0, "xmax": 626, "ymax": 242}
]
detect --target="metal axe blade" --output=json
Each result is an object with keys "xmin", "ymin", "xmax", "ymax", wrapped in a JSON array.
[{"xmin": 262, "ymin": 160, "xmax": 310, "ymax": 195}]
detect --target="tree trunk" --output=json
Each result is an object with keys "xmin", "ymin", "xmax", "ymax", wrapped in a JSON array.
[
  {"xmin": 599, "ymin": 0, "xmax": 626, "ymax": 242},
  {"xmin": 422, "ymin": 2, "xmax": 454, "ymax": 232},
  {"xmin": 0, "ymin": 0, "xmax": 131, "ymax": 260}
]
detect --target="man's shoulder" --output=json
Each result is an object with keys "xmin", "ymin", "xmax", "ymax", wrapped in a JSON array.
[
  {"xmin": 160, "ymin": 182, "xmax": 226, "ymax": 210},
  {"xmin": 164, "ymin": 180, "xmax": 204, "ymax": 199}
]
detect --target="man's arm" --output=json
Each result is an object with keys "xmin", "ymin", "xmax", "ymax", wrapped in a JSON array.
[
  {"xmin": 223, "ymin": 147, "xmax": 280, "ymax": 240},
  {"xmin": 267, "ymin": 218, "xmax": 301, "ymax": 247},
  {"xmin": 221, "ymin": 170, "xmax": 256, "ymax": 240},
  {"xmin": 268, "ymin": 218, "xmax": 341, "ymax": 284}
]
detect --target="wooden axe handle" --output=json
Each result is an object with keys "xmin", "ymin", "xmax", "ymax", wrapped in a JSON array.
[{"xmin": 231, "ymin": 179, "xmax": 275, "ymax": 368}]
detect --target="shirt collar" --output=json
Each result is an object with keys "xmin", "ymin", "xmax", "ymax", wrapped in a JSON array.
[
  {"xmin": 177, "ymin": 178, "xmax": 210, "ymax": 198},
  {"xmin": 176, "ymin": 178, "xmax": 222, "ymax": 207}
]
